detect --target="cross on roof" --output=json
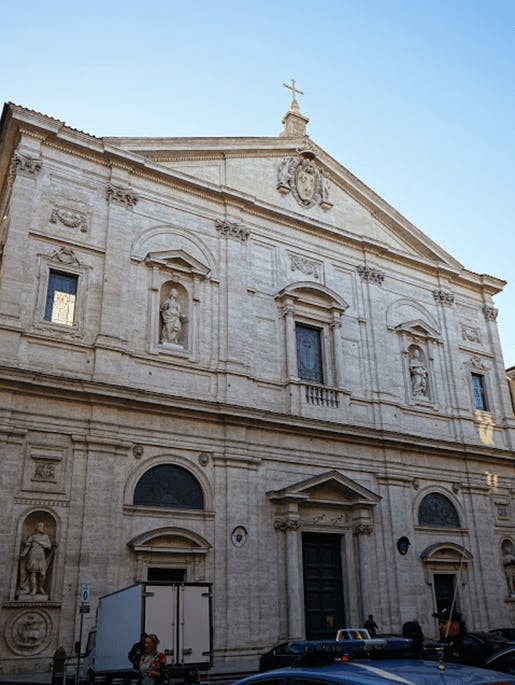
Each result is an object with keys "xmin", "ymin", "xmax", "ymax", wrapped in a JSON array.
[{"xmin": 283, "ymin": 79, "xmax": 304, "ymax": 106}]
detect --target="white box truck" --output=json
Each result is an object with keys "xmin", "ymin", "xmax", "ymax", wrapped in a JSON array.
[{"xmin": 83, "ymin": 582, "xmax": 212, "ymax": 683}]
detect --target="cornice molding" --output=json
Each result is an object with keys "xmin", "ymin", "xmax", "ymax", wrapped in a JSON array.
[{"xmin": 1, "ymin": 365, "xmax": 514, "ymax": 464}]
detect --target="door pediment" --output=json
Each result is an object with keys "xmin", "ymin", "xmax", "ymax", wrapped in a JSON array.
[
  {"xmin": 267, "ymin": 470, "xmax": 381, "ymax": 508},
  {"xmin": 128, "ymin": 526, "xmax": 211, "ymax": 554},
  {"xmin": 421, "ymin": 542, "xmax": 472, "ymax": 564}
]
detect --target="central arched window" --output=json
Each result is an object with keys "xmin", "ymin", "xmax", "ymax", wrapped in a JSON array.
[
  {"xmin": 134, "ymin": 465, "xmax": 204, "ymax": 510},
  {"xmin": 418, "ymin": 493, "xmax": 460, "ymax": 528}
]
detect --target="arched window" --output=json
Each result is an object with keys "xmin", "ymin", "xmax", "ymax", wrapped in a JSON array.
[
  {"xmin": 418, "ymin": 493, "xmax": 460, "ymax": 528},
  {"xmin": 134, "ymin": 465, "xmax": 204, "ymax": 510}
]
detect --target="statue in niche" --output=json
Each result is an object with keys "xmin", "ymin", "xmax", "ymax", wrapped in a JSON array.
[
  {"xmin": 160, "ymin": 287, "xmax": 186, "ymax": 344},
  {"xmin": 17, "ymin": 521, "xmax": 56, "ymax": 599},
  {"xmin": 502, "ymin": 541, "xmax": 515, "ymax": 596},
  {"xmin": 409, "ymin": 347, "xmax": 428, "ymax": 397}
]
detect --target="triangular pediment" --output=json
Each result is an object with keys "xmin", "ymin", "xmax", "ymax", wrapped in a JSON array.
[
  {"xmin": 267, "ymin": 470, "xmax": 381, "ymax": 507},
  {"xmin": 394, "ymin": 318, "xmax": 442, "ymax": 342},
  {"xmin": 3, "ymin": 104, "xmax": 505, "ymax": 293},
  {"xmin": 103, "ymin": 133, "xmax": 464, "ymax": 269},
  {"xmin": 144, "ymin": 249, "xmax": 210, "ymax": 277}
]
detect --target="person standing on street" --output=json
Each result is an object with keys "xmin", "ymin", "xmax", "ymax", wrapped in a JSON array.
[
  {"xmin": 129, "ymin": 632, "xmax": 148, "ymax": 681},
  {"xmin": 139, "ymin": 633, "xmax": 166, "ymax": 685},
  {"xmin": 433, "ymin": 608, "xmax": 486, "ymax": 666},
  {"xmin": 364, "ymin": 614, "xmax": 378, "ymax": 637}
]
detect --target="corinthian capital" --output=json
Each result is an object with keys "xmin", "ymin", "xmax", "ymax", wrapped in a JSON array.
[
  {"xmin": 274, "ymin": 517, "xmax": 301, "ymax": 531},
  {"xmin": 353, "ymin": 523, "xmax": 373, "ymax": 536},
  {"xmin": 106, "ymin": 184, "xmax": 138, "ymax": 207},
  {"xmin": 11, "ymin": 153, "xmax": 42, "ymax": 179},
  {"xmin": 483, "ymin": 305, "xmax": 498, "ymax": 321}
]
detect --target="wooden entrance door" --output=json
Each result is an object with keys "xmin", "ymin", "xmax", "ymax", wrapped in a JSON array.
[
  {"xmin": 434, "ymin": 573, "xmax": 457, "ymax": 612},
  {"xmin": 302, "ymin": 532, "xmax": 345, "ymax": 639}
]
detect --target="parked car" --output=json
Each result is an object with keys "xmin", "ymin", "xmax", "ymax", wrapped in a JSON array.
[
  {"xmin": 489, "ymin": 628, "xmax": 515, "ymax": 642},
  {"xmin": 486, "ymin": 645, "xmax": 515, "ymax": 675},
  {"xmin": 465, "ymin": 632, "xmax": 513, "ymax": 661},
  {"xmin": 335, "ymin": 628, "xmax": 372, "ymax": 640},
  {"xmin": 259, "ymin": 638, "xmax": 408, "ymax": 672},
  {"xmin": 335, "ymin": 627, "xmax": 386, "ymax": 649},
  {"xmin": 421, "ymin": 631, "xmax": 511, "ymax": 667},
  {"xmin": 244, "ymin": 639, "xmax": 515, "ymax": 685}
]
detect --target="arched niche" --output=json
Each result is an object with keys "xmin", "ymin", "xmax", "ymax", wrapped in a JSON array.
[
  {"xmin": 15, "ymin": 510, "xmax": 58, "ymax": 601},
  {"xmin": 159, "ymin": 281, "xmax": 189, "ymax": 348},
  {"xmin": 408, "ymin": 344, "xmax": 430, "ymax": 399},
  {"xmin": 387, "ymin": 299, "xmax": 442, "ymax": 405},
  {"xmin": 501, "ymin": 538, "xmax": 515, "ymax": 597},
  {"xmin": 137, "ymin": 243, "xmax": 212, "ymax": 359}
]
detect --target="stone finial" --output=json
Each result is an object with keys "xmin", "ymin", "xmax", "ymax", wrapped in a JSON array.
[{"xmin": 280, "ymin": 79, "xmax": 309, "ymax": 138}]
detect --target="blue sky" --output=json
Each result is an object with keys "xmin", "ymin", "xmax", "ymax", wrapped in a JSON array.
[{"xmin": 2, "ymin": 0, "xmax": 514, "ymax": 365}]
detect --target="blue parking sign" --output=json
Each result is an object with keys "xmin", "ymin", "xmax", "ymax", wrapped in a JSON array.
[{"xmin": 81, "ymin": 584, "xmax": 89, "ymax": 603}]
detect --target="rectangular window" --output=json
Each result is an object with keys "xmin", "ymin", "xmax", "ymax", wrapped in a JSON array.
[
  {"xmin": 296, "ymin": 324, "xmax": 324, "ymax": 384},
  {"xmin": 44, "ymin": 270, "xmax": 78, "ymax": 325},
  {"xmin": 471, "ymin": 373, "xmax": 488, "ymax": 410}
]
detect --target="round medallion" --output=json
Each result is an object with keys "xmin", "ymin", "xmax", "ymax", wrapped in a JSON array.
[
  {"xmin": 231, "ymin": 526, "xmax": 248, "ymax": 547},
  {"xmin": 5, "ymin": 608, "xmax": 53, "ymax": 655}
]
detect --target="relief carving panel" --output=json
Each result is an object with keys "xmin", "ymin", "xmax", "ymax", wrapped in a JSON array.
[{"xmin": 5, "ymin": 608, "xmax": 53, "ymax": 655}]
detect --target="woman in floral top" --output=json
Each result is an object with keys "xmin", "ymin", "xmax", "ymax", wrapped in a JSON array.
[{"xmin": 140, "ymin": 633, "xmax": 166, "ymax": 685}]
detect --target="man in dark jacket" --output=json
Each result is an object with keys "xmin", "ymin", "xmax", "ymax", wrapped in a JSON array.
[
  {"xmin": 128, "ymin": 632, "xmax": 148, "ymax": 679},
  {"xmin": 433, "ymin": 608, "xmax": 487, "ymax": 667}
]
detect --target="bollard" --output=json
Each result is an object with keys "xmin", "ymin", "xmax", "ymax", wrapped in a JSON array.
[{"xmin": 52, "ymin": 647, "xmax": 67, "ymax": 685}]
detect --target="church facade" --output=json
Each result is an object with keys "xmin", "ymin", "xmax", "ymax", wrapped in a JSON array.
[{"xmin": 0, "ymin": 98, "xmax": 514, "ymax": 675}]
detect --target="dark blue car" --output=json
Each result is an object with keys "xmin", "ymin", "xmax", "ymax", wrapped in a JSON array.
[{"xmin": 235, "ymin": 640, "xmax": 515, "ymax": 685}]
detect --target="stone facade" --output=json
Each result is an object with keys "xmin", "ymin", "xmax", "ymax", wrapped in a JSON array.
[{"xmin": 0, "ymin": 101, "xmax": 514, "ymax": 675}]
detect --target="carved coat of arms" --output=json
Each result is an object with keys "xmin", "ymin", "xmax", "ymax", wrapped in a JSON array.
[{"xmin": 277, "ymin": 152, "xmax": 333, "ymax": 211}]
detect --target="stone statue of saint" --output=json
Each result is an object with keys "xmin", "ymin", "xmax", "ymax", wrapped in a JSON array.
[
  {"xmin": 160, "ymin": 288, "xmax": 185, "ymax": 344},
  {"xmin": 503, "ymin": 544, "xmax": 515, "ymax": 596},
  {"xmin": 320, "ymin": 170, "xmax": 331, "ymax": 203},
  {"xmin": 18, "ymin": 521, "xmax": 55, "ymax": 598},
  {"xmin": 409, "ymin": 348, "xmax": 428, "ymax": 396},
  {"xmin": 277, "ymin": 157, "xmax": 290, "ymax": 190}
]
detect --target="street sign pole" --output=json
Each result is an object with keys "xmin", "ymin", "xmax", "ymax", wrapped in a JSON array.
[{"xmin": 75, "ymin": 585, "xmax": 90, "ymax": 685}]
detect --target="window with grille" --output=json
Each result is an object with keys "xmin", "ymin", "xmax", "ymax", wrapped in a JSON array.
[
  {"xmin": 133, "ymin": 464, "xmax": 204, "ymax": 510},
  {"xmin": 418, "ymin": 493, "xmax": 460, "ymax": 528},
  {"xmin": 44, "ymin": 270, "xmax": 78, "ymax": 325},
  {"xmin": 296, "ymin": 324, "xmax": 324, "ymax": 384},
  {"xmin": 471, "ymin": 373, "xmax": 488, "ymax": 410}
]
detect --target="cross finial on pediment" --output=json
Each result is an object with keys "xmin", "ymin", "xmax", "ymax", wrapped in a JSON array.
[{"xmin": 283, "ymin": 79, "xmax": 304, "ymax": 109}]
